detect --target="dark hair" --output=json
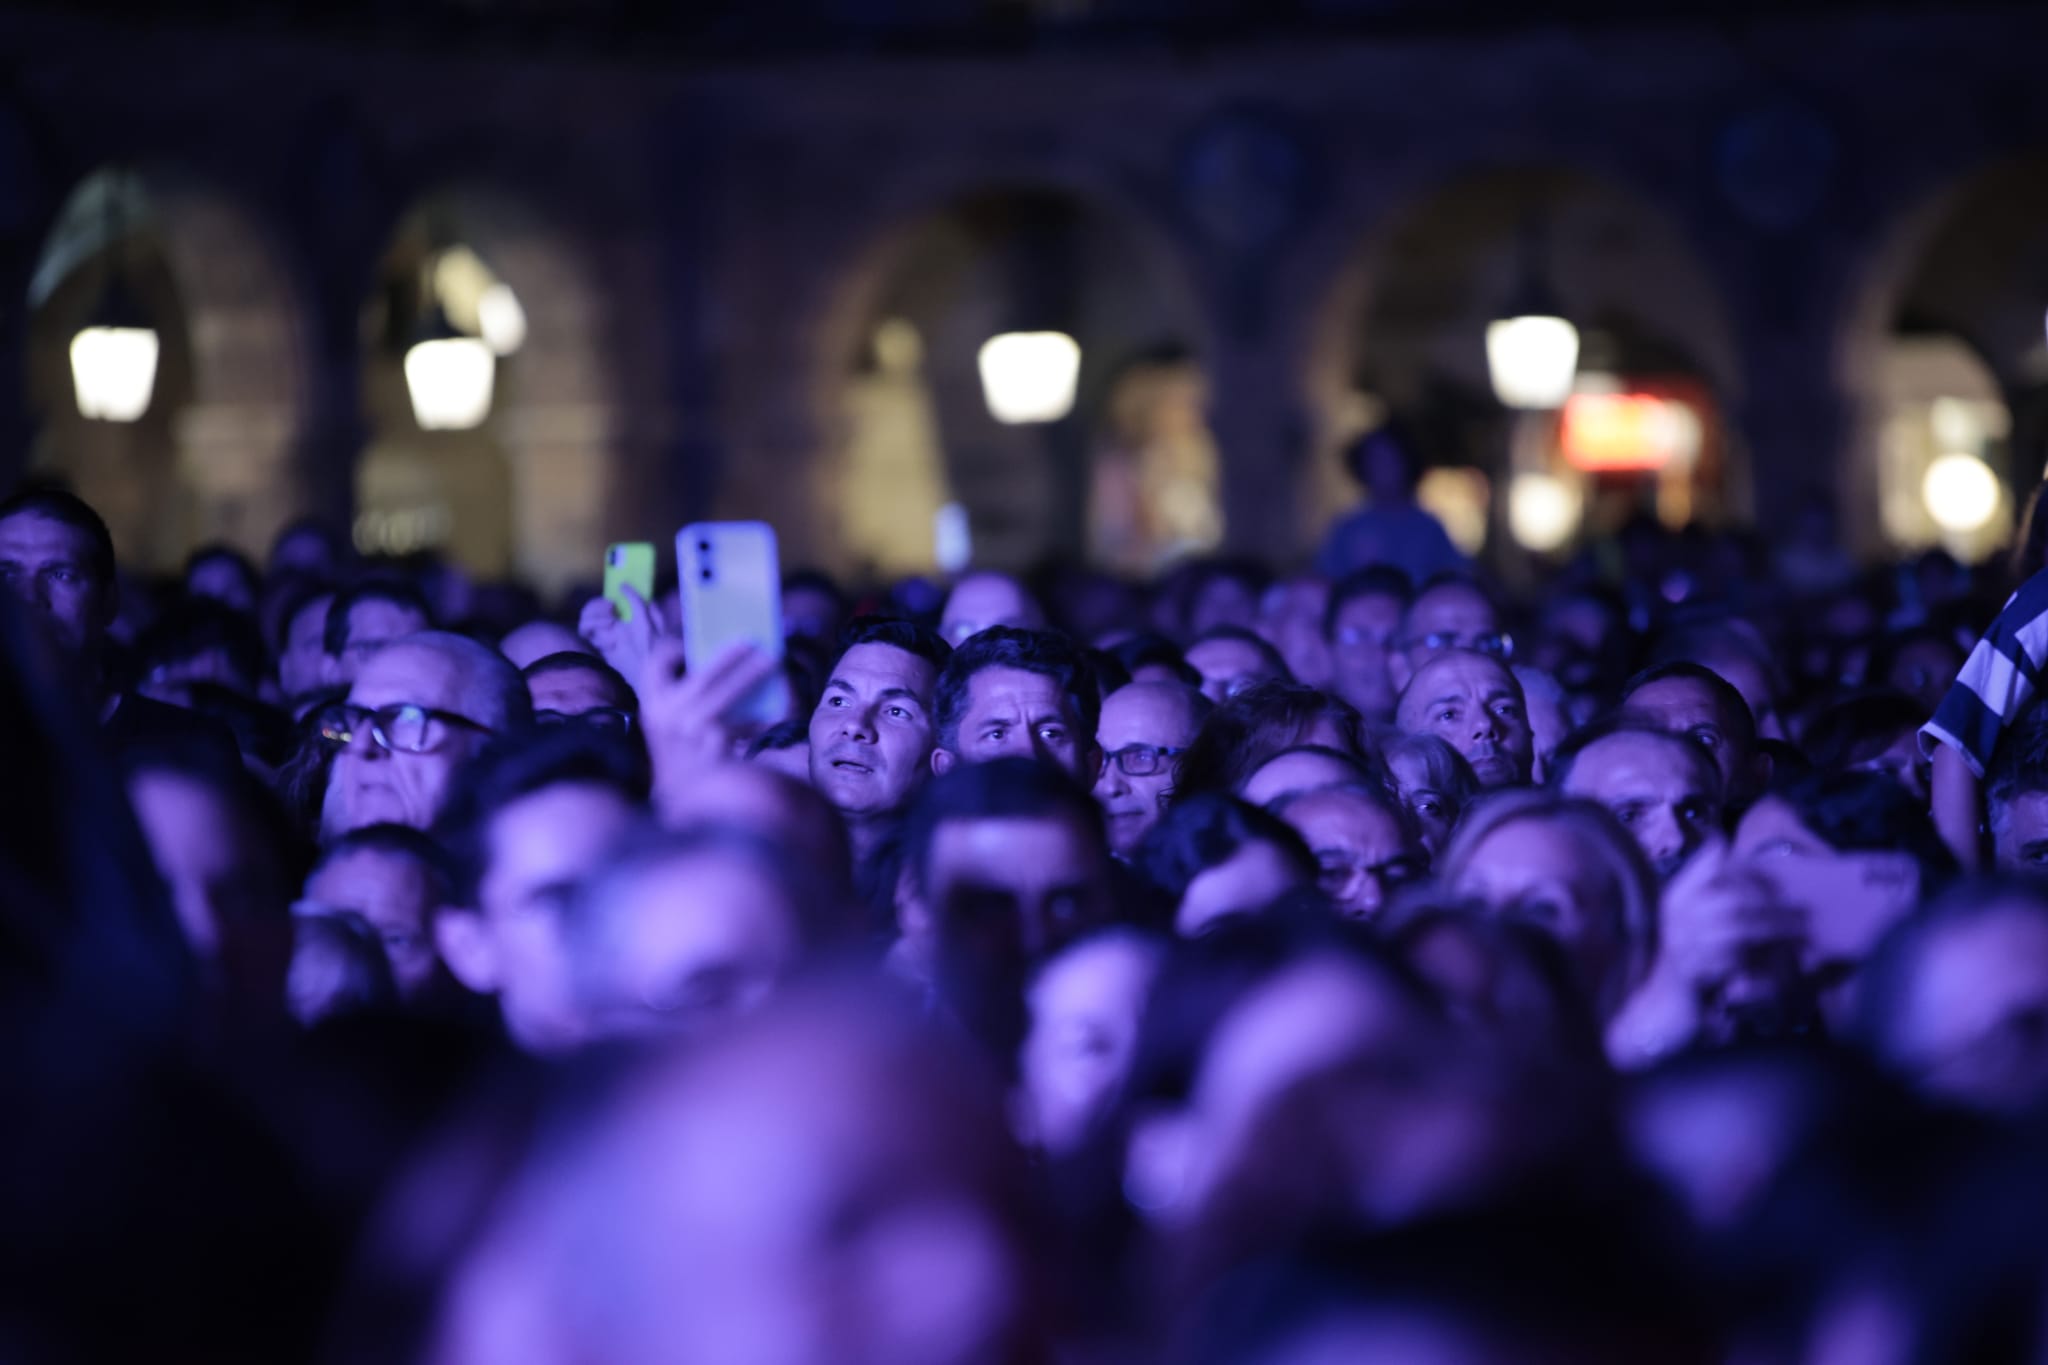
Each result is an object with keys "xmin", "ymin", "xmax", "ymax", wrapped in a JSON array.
[
  {"xmin": 183, "ymin": 684, "xmax": 297, "ymax": 769},
  {"xmin": 273, "ymin": 580, "xmax": 337, "ymax": 655},
  {"xmin": 903, "ymin": 756, "xmax": 1106, "ymax": 896},
  {"xmin": 312, "ymin": 822, "xmax": 452, "ymax": 903},
  {"xmin": 1172, "ymin": 682, "xmax": 1370, "ymax": 800},
  {"xmin": 1856, "ymin": 875, "xmax": 2048, "ymax": 1067},
  {"xmin": 1323, "ymin": 565, "xmax": 1415, "ymax": 639},
  {"xmin": 184, "ymin": 543, "xmax": 259, "ymax": 596},
  {"xmin": 1341, "ymin": 417, "xmax": 1424, "ymax": 488},
  {"xmin": 1187, "ymin": 625, "xmax": 1291, "ymax": 681},
  {"xmin": 933, "ymin": 626, "xmax": 1100, "ymax": 755},
  {"xmin": 1125, "ymin": 910, "xmax": 1423, "ymax": 1110},
  {"xmin": 1108, "ymin": 632, "xmax": 1202, "ymax": 690},
  {"xmin": 745, "ymin": 719, "xmax": 809, "ymax": 758},
  {"xmin": 431, "ymin": 727, "xmax": 650, "ymax": 907},
  {"xmin": 1136, "ymin": 792, "xmax": 1315, "ymax": 908},
  {"xmin": 1766, "ymin": 770, "xmax": 1956, "ymax": 889},
  {"xmin": 324, "ymin": 581, "xmax": 432, "ymax": 657},
  {"xmin": 0, "ymin": 487, "xmax": 116, "ymax": 585},
  {"xmin": 1082, "ymin": 646, "xmax": 1132, "ymax": 697},
  {"xmin": 270, "ymin": 516, "xmax": 345, "ymax": 563},
  {"xmin": 1545, "ymin": 716, "xmax": 1719, "ymax": 793},
  {"xmin": 830, "ymin": 614, "xmax": 951, "ymax": 676},
  {"xmin": 131, "ymin": 600, "xmax": 271, "ymax": 695},
  {"xmin": 783, "ymin": 568, "xmax": 849, "ymax": 609},
  {"xmin": 1620, "ymin": 660, "xmax": 1759, "ymax": 753},
  {"xmin": 522, "ymin": 651, "xmax": 635, "ymax": 709},
  {"xmin": 1802, "ymin": 693, "xmax": 1927, "ymax": 774},
  {"xmin": 119, "ymin": 733, "xmax": 313, "ymax": 892}
]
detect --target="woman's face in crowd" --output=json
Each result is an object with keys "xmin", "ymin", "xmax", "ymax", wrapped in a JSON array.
[{"xmin": 1385, "ymin": 750, "xmax": 1458, "ymax": 855}]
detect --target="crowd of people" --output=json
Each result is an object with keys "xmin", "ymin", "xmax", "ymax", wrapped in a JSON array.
[{"xmin": 10, "ymin": 420, "xmax": 2048, "ymax": 1364}]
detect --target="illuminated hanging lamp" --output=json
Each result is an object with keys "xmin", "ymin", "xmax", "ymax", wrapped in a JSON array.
[
  {"xmin": 402, "ymin": 244, "xmax": 495, "ymax": 432},
  {"xmin": 978, "ymin": 331, "xmax": 1082, "ymax": 424},
  {"xmin": 70, "ymin": 174, "xmax": 159, "ymax": 423},
  {"xmin": 1486, "ymin": 216, "xmax": 1579, "ymax": 410}
]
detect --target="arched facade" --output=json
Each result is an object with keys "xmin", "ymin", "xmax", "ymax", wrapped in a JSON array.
[{"xmin": 3, "ymin": 5, "xmax": 2048, "ymax": 581}]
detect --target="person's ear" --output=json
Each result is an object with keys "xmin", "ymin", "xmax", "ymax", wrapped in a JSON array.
[
  {"xmin": 433, "ymin": 907, "xmax": 499, "ymax": 994},
  {"xmin": 931, "ymin": 747, "xmax": 956, "ymax": 777}
]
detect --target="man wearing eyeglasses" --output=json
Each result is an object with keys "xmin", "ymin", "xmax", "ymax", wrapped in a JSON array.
[
  {"xmin": 1093, "ymin": 681, "xmax": 1210, "ymax": 858},
  {"xmin": 1388, "ymin": 576, "xmax": 1512, "ymax": 696},
  {"xmin": 317, "ymin": 632, "xmax": 533, "ymax": 839}
]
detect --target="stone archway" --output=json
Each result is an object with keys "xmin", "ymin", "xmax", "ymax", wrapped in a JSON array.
[
  {"xmin": 720, "ymin": 156, "xmax": 1211, "ymax": 580},
  {"xmin": 1837, "ymin": 154, "xmax": 2048, "ymax": 561},
  {"xmin": 26, "ymin": 167, "xmax": 307, "ymax": 570},
  {"xmin": 358, "ymin": 185, "xmax": 640, "ymax": 593},
  {"xmin": 1298, "ymin": 164, "xmax": 1743, "ymax": 565}
]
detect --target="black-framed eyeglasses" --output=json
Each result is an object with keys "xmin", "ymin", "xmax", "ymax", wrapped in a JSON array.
[
  {"xmin": 313, "ymin": 701, "xmax": 493, "ymax": 755},
  {"xmin": 1102, "ymin": 744, "xmax": 1183, "ymax": 778},
  {"xmin": 1407, "ymin": 630, "xmax": 1514, "ymax": 660},
  {"xmin": 535, "ymin": 706, "xmax": 635, "ymax": 735}
]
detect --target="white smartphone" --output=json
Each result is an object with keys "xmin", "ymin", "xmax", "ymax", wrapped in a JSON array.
[{"xmin": 677, "ymin": 521, "xmax": 790, "ymax": 730}]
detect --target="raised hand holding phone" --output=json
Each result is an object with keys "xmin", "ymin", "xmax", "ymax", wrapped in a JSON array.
[{"xmin": 677, "ymin": 521, "xmax": 790, "ymax": 732}]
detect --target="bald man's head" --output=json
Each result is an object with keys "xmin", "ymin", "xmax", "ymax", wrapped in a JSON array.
[
  {"xmin": 1093, "ymin": 680, "xmax": 1211, "ymax": 856},
  {"xmin": 1395, "ymin": 650, "xmax": 1533, "ymax": 789}
]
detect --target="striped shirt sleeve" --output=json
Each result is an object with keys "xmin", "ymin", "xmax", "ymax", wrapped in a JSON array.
[{"xmin": 1921, "ymin": 570, "xmax": 2048, "ymax": 778}]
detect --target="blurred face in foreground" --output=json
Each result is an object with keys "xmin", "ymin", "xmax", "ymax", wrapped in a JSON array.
[
  {"xmin": 574, "ymin": 846, "xmax": 806, "ymax": 1042},
  {"xmin": 1020, "ymin": 932, "xmax": 1163, "ymax": 1156},
  {"xmin": 1395, "ymin": 652, "xmax": 1533, "ymax": 789},
  {"xmin": 433, "ymin": 996, "xmax": 1036, "ymax": 1365},
  {"xmin": 303, "ymin": 846, "xmax": 441, "ymax": 1000},
  {"xmin": 436, "ymin": 781, "xmax": 639, "ymax": 1053},
  {"xmin": 925, "ymin": 812, "xmax": 1113, "ymax": 961},
  {"xmin": 1878, "ymin": 902, "xmax": 2048, "ymax": 1115},
  {"xmin": 1178, "ymin": 841, "xmax": 1311, "ymax": 937},
  {"xmin": 1452, "ymin": 816, "xmax": 1629, "ymax": 1013}
]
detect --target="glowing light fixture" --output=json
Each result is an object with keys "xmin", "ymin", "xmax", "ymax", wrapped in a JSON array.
[
  {"xmin": 70, "ymin": 324, "xmax": 159, "ymax": 423},
  {"xmin": 70, "ymin": 175, "xmax": 158, "ymax": 423},
  {"xmin": 1487, "ymin": 216, "xmax": 1578, "ymax": 410},
  {"xmin": 1922, "ymin": 453, "xmax": 2000, "ymax": 534},
  {"xmin": 476, "ymin": 283, "xmax": 527, "ymax": 356},
  {"xmin": 1508, "ymin": 472, "xmax": 1581, "ymax": 552},
  {"xmin": 405, "ymin": 331, "xmax": 495, "ymax": 431},
  {"xmin": 403, "ymin": 237, "xmax": 497, "ymax": 431},
  {"xmin": 1487, "ymin": 315, "xmax": 1579, "ymax": 411},
  {"xmin": 978, "ymin": 331, "xmax": 1081, "ymax": 425}
]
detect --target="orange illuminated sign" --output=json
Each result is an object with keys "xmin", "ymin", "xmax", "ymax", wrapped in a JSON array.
[{"xmin": 1560, "ymin": 392, "xmax": 1702, "ymax": 472}]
